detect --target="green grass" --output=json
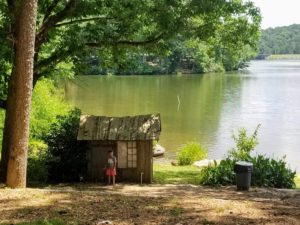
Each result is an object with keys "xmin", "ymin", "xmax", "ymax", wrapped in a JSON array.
[
  {"xmin": 1, "ymin": 218, "xmax": 66, "ymax": 225},
  {"xmin": 295, "ymin": 175, "xmax": 300, "ymax": 189},
  {"xmin": 154, "ymin": 163, "xmax": 300, "ymax": 189},
  {"xmin": 153, "ymin": 163, "xmax": 202, "ymax": 185},
  {"xmin": 177, "ymin": 141, "xmax": 207, "ymax": 166}
]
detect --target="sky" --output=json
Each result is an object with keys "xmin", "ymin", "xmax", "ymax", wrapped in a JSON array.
[{"xmin": 251, "ymin": 0, "xmax": 300, "ymax": 29}]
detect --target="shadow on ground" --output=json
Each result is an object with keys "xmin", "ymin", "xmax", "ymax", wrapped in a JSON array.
[{"xmin": 0, "ymin": 183, "xmax": 299, "ymax": 225}]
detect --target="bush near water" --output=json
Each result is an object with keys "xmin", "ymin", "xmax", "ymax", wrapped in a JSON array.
[
  {"xmin": 177, "ymin": 141, "xmax": 208, "ymax": 166},
  {"xmin": 28, "ymin": 108, "xmax": 86, "ymax": 183},
  {"xmin": 200, "ymin": 125, "xmax": 296, "ymax": 188},
  {"xmin": 0, "ymin": 79, "xmax": 84, "ymax": 183},
  {"xmin": 43, "ymin": 108, "xmax": 87, "ymax": 182}
]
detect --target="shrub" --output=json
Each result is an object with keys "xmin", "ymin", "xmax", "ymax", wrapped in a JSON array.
[
  {"xmin": 1, "ymin": 79, "xmax": 78, "ymax": 182},
  {"xmin": 27, "ymin": 140, "xmax": 48, "ymax": 183},
  {"xmin": 251, "ymin": 155, "xmax": 296, "ymax": 188},
  {"xmin": 26, "ymin": 79, "xmax": 72, "ymax": 183},
  {"xmin": 177, "ymin": 141, "xmax": 207, "ymax": 166},
  {"xmin": 200, "ymin": 125, "xmax": 296, "ymax": 188},
  {"xmin": 30, "ymin": 79, "xmax": 70, "ymax": 139},
  {"xmin": 200, "ymin": 158, "xmax": 235, "ymax": 186},
  {"xmin": 228, "ymin": 125, "xmax": 260, "ymax": 161},
  {"xmin": 43, "ymin": 108, "xmax": 87, "ymax": 182}
]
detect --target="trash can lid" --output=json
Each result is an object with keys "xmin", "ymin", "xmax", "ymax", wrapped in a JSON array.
[
  {"xmin": 235, "ymin": 161, "xmax": 253, "ymax": 167},
  {"xmin": 234, "ymin": 161, "xmax": 253, "ymax": 173}
]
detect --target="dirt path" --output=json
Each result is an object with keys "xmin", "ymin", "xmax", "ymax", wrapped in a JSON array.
[{"xmin": 0, "ymin": 184, "xmax": 300, "ymax": 225}]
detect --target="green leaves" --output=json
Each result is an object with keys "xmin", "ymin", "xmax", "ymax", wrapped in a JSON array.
[
  {"xmin": 252, "ymin": 155, "xmax": 296, "ymax": 188},
  {"xmin": 199, "ymin": 125, "xmax": 296, "ymax": 188},
  {"xmin": 228, "ymin": 124, "xmax": 260, "ymax": 161},
  {"xmin": 30, "ymin": 79, "xmax": 70, "ymax": 140},
  {"xmin": 0, "ymin": 0, "xmax": 262, "ymax": 106},
  {"xmin": 259, "ymin": 24, "xmax": 300, "ymax": 55},
  {"xmin": 43, "ymin": 108, "xmax": 87, "ymax": 182},
  {"xmin": 200, "ymin": 158, "xmax": 235, "ymax": 186},
  {"xmin": 177, "ymin": 141, "xmax": 208, "ymax": 166}
]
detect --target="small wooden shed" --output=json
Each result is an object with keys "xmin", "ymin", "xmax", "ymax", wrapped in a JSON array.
[{"xmin": 77, "ymin": 114, "xmax": 161, "ymax": 183}]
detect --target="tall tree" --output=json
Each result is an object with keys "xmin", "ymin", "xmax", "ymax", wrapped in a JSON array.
[{"xmin": 2, "ymin": 0, "xmax": 38, "ymax": 188}]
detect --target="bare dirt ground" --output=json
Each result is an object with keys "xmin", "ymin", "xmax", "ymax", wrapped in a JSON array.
[{"xmin": 0, "ymin": 183, "xmax": 300, "ymax": 225}]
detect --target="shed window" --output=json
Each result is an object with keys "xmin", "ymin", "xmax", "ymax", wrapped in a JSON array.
[{"xmin": 117, "ymin": 141, "xmax": 137, "ymax": 168}]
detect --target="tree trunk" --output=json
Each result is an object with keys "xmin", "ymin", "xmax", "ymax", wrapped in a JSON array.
[{"xmin": 3, "ymin": 0, "xmax": 38, "ymax": 188}]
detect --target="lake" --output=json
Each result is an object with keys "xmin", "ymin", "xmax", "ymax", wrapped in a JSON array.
[{"xmin": 65, "ymin": 60, "xmax": 300, "ymax": 171}]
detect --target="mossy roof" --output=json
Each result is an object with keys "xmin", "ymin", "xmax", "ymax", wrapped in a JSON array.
[{"xmin": 77, "ymin": 114, "xmax": 161, "ymax": 141}]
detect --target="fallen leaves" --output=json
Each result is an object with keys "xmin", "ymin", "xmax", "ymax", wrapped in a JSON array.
[{"xmin": 0, "ymin": 184, "xmax": 299, "ymax": 225}]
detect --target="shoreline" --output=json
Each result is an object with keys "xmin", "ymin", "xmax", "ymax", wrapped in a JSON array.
[
  {"xmin": 255, "ymin": 54, "xmax": 300, "ymax": 60},
  {"xmin": 153, "ymin": 161, "xmax": 300, "ymax": 189}
]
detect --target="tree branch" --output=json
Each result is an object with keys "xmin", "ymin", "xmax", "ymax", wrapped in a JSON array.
[
  {"xmin": 33, "ymin": 48, "xmax": 74, "ymax": 86},
  {"xmin": 36, "ymin": 0, "xmax": 77, "ymax": 48},
  {"xmin": 54, "ymin": 16, "xmax": 110, "ymax": 27},
  {"xmin": 36, "ymin": 49, "xmax": 73, "ymax": 71},
  {"xmin": 42, "ymin": 0, "xmax": 61, "ymax": 23},
  {"xmin": 86, "ymin": 33, "xmax": 164, "ymax": 48},
  {"xmin": 118, "ymin": 33, "xmax": 164, "ymax": 45},
  {"xmin": 0, "ymin": 99, "xmax": 7, "ymax": 110}
]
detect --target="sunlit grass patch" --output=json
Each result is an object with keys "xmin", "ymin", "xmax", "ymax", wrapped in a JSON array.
[
  {"xmin": 295, "ymin": 175, "xmax": 300, "ymax": 189},
  {"xmin": 153, "ymin": 163, "xmax": 202, "ymax": 185}
]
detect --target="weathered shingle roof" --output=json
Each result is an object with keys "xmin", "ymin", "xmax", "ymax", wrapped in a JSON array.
[{"xmin": 77, "ymin": 114, "xmax": 161, "ymax": 141}]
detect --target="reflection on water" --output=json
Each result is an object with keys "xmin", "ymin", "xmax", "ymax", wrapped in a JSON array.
[{"xmin": 65, "ymin": 60, "xmax": 300, "ymax": 171}]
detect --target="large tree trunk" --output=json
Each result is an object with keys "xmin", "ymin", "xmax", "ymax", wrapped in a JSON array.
[
  {"xmin": 1, "ymin": 50, "xmax": 42, "ymax": 183},
  {"xmin": 3, "ymin": 0, "xmax": 38, "ymax": 188}
]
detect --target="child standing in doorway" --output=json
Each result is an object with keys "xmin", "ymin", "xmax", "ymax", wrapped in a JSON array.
[{"xmin": 106, "ymin": 150, "xmax": 117, "ymax": 186}]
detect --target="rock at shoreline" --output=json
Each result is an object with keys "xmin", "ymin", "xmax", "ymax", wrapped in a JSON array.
[
  {"xmin": 193, "ymin": 159, "xmax": 221, "ymax": 168},
  {"xmin": 153, "ymin": 144, "xmax": 165, "ymax": 157},
  {"xmin": 171, "ymin": 160, "xmax": 178, "ymax": 166}
]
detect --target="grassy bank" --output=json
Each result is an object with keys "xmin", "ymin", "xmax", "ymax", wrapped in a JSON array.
[
  {"xmin": 153, "ymin": 163, "xmax": 202, "ymax": 185},
  {"xmin": 295, "ymin": 175, "xmax": 300, "ymax": 189},
  {"xmin": 266, "ymin": 54, "xmax": 300, "ymax": 60},
  {"xmin": 154, "ymin": 163, "xmax": 300, "ymax": 188}
]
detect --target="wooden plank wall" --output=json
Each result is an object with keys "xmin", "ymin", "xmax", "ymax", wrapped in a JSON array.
[{"xmin": 137, "ymin": 141, "xmax": 153, "ymax": 183}]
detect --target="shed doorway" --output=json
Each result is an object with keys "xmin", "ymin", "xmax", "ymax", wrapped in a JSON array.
[{"xmin": 87, "ymin": 142, "xmax": 116, "ymax": 181}]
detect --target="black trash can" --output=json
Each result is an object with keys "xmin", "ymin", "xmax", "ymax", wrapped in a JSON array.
[{"xmin": 234, "ymin": 161, "xmax": 253, "ymax": 191}]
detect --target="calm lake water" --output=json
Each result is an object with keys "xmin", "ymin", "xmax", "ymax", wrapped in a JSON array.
[{"xmin": 65, "ymin": 60, "xmax": 300, "ymax": 171}]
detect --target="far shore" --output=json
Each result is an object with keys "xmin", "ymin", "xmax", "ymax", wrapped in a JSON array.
[{"xmin": 257, "ymin": 54, "xmax": 300, "ymax": 60}]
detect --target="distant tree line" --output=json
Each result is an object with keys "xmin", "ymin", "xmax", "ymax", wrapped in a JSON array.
[
  {"xmin": 81, "ymin": 34, "xmax": 257, "ymax": 75},
  {"xmin": 81, "ymin": 30, "xmax": 259, "ymax": 75},
  {"xmin": 258, "ymin": 24, "xmax": 300, "ymax": 55}
]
